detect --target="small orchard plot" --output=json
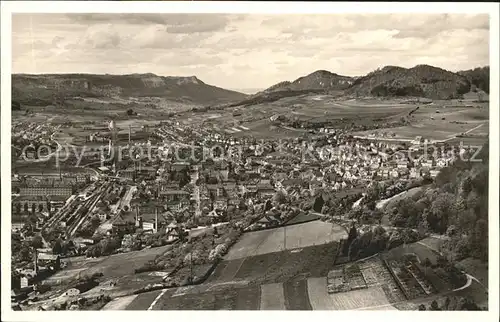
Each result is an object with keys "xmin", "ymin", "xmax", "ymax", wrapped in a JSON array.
[
  {"xmin": 383, "ymin": 242, "xmax": 449, "ymax": 297},
  {"xmin": 307, "ymin": 277, "xmax": 396, "ymax": 310},
  {"xmin": 225, "ymin": 221, "xmax": 346, "ymax": 261},
  {"xmin": 327, "ymin": 263, "xmax": 367, "ymax": 294},
  {"xmin": 386, "ymin": 261, "xmax": 427, "ymax": 300},
  {"xmin": 326, "ymin": 256, "xmax": 406, "ymax": 306}
]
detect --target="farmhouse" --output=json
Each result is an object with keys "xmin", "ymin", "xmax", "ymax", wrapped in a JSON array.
[{"xmin": 37, "ymin": 253, "xmax": 61, "ymax": 271}]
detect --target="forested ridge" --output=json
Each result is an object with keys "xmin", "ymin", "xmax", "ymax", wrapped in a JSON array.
[{"xmin": 387, "ymin": 142, "xmax": 489, "ymax": 262}]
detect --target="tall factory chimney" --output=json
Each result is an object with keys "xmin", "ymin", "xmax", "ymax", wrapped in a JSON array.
[
  {"xmin": 135, "ymin": 206, "xmax": 140, "ymax": 227},
  {"xmin": 33, "ymin": 249, "xmax": 38, "ymax": 274},
  {"xmin": 128, "ymin": 125, "xmax": 131, "ymax": 146},
  {"xmin": 155, "ymin": 208, "xmax": 159, "ymax": 233}
]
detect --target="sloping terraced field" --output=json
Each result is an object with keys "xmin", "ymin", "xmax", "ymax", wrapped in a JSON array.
[
  {"xmin": 124, "ymin": 275, "xmax": 401, "ymax": 311},
  {"xmin": 225, "ymin": 221, "xmax": 346, "ymax": 260},
  {"xmin": 209, "ymin": 242, "xmax": 339, "ymax": 285}
]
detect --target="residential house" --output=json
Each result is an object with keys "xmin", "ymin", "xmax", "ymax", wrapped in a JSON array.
[
  {"xmin": 165, "ymin": 222, "xmax": 180, "ymax": 242},
  {"xmin": 111, "ymin": 210, "xmax": 137, "ymax": 235},
  {"xmin": 409, "ymin": 168, "xmax": 421, "ymax": 179},
  {"xmin": 257, "ymin": 181, "xmax": 275, "ymax": 198},
  {"xmin": 12, "ymin": 219, "xmax": 25, "ymax": 232},
  {"xmin": 255, "ymin": 215, "xmax": 279, "ymax": 229},
  {"xmin": 436, "ymin": 158, "xmax": 448, "ymax": 168},
  {"xmin": 37, "ymin": 253, "xmax": 61, "ymax": 271},
  {"xmin": 430, "ymin": 169, "xmax": 440, "ymax": 178},
  {"xmin": 97, "ymin": 212, "xmax": 107, "ymax": 222},
  {"xmin": 397, "ymin": 161, "xmax": 409, "ymax": 169},
  {"xmin": 390, "ymin": 169, "xmax": 399, "ymax": 178},
  {"xmin": 421, "ymin": 160, "xmax": 434, "ymax": 168}
]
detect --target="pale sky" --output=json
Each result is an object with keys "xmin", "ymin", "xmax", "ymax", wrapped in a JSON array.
[{"xmin": 12, "ymin": 13, "xmax": 489, "ymax": 90}]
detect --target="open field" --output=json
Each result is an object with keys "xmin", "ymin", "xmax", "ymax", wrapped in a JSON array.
[
  {"xmin": 225, "ymin": 220, "xmax": 346, "ymax": 260},
  {"xmin": 196, "ymin": 96, "xmax": 427, "ymax": 140},
  {"xmin": 47, "ymin": 245, "xmax": 172, "ymax": 287},
  {"xmin": 260, "ymin": 283, "xmax": 287, "ymax": 310},
  {"xmin": 353, "ymin": 105, "xmax": 489, "ymax": 143},
  {"xmin": 209, "ymin": 242, "xmax": 339, "ymax": 285}
]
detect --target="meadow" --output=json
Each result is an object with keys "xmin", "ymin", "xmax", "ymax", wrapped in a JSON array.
[{"xmin": 225, "ymin": 220, "xmax": 346, "ymax": 261}]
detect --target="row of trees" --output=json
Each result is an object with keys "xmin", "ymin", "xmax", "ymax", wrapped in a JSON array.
[
  {"xmin": 13, "ymin": 202, "xmax": 53, "ymax": 215},
  {"xmin": 343, "ymin": 225, "xmax": 420, "ymax": 260},
  {"xmin": 85, "ymin": 237, "xmax": 121, "ymax": 258},
  {"xmin": 418, "ymin": 297, "xmax": 481, "ymax": 311}
]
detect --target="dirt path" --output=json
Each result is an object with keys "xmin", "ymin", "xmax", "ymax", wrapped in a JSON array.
[
  {"xmin": 102, "ymin": 295, "xmax": 138, "ymax": 310},
  {"xmin": 442, "ymin": 122, "xmax": 485, "ymax": 143}
]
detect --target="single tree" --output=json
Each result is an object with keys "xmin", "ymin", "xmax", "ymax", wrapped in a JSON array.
[
  {"xmin": 52, "ymin": 239, "xmax": 63, "ymax": 255},
  {"xmin": 444, "ymin": 297, "xmax": 451, "ymax": 310},
  {"xmin": 32, "ymin": 235, "xmax": 44, "ymax": 249},
  {"xmin": 313, "ymin": 194, "xmax": 324, "ymax": 213}
]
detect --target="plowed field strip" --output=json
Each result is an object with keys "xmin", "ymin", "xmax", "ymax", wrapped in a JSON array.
[
  {"xmin": 234, "ymin": 285, "xmax": 261, "ymax": 310},
  {"xmin": 283, "ymin": 279, "xmax": 312, "ymax": 310},
  {"xmin": 260, "ymin": 283, "xmax": 286, "ymax": 310}
]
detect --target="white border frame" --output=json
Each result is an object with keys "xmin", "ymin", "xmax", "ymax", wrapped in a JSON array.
[{"xmin": 1, "ymin": 2, "xmax": 499, "ymax": 322}]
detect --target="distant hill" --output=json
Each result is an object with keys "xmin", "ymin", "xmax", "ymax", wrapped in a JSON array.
[
  {"xmin": 262, "ymin": 70, "xmax": 354, "ymax": 93},
  {"xmin": 230, "ymin": 64, "xmax": 478, "ymax": 108},
  {"xmin": 12, "ymin": 73, "xmax": 247, "ymax": 106},
  {"xmin": 230, "ymin": 70, "xmax": 354, "ymax": 107},
  {"xmin": 347, "ymin": 65, "xmax": 471, "ymax": 99},
  {"xmin": 458, "ymin": 66, "xmax": 490, "ymax": 94}
]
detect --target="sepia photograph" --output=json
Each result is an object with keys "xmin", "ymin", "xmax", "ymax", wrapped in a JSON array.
[{"xmin": 1, "ymin": 1, "xmax": 499, "ymax": 319}]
